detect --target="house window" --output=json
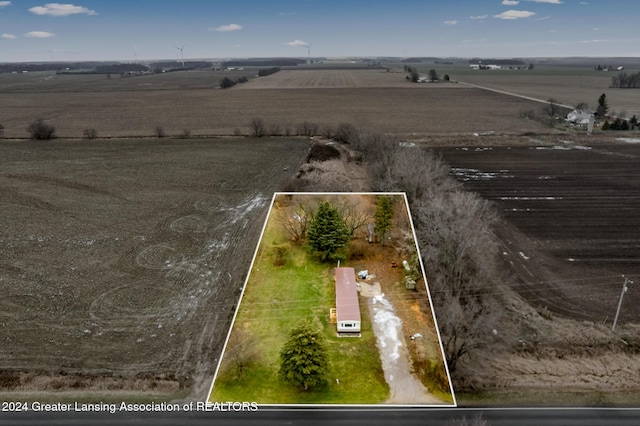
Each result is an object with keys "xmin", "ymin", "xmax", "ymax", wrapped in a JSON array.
[{"xmin": 344, "ymin": 323, "xmax": 352, "ymax": 328}]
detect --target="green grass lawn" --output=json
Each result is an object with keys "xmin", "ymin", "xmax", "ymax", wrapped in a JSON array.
[{"xmin": 209, "ymin": 205, "xmax": 389, "ymax": 404}]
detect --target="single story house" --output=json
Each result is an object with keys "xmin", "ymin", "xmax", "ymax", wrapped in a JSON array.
[{"xmin": 334, "ymin": 267, "xmax": 361, "ymax": 333}]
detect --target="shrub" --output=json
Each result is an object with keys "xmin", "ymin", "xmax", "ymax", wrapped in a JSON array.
[
  {"xmin": 306, "ymin": 143, "xmax": 341, "ymax": 162},
  {"xmin": 334, "ymin": 123, "xmax": 359, "ymax": 144},
  {"xmin": 297, "ymin": 121, "xmax": 318, "ymax": 137},
  {"xmin": 271, "ymin": 243, "xmax": 290, "ymax": 266},
  {"xmin": 83, "ymin": 128, "xmax": 98, "ymax": 139},
  {"xmin": 321, "ymin": 125, "xmax": 334, "ymax": 139},
  {"xmin": 249, "ymin": 117, "xmax": 266, "ymax": 137},
  {"xmin": 28, "ymin": 118, "xmax": 56, "ymax": 140},
  {"xmin": 181, "ymin": 129, "xmax": 191, "ymax": 138},
  {"xmin": 268, "ymin": 122, "xmax": 282, "ymax": 137},
  {"xmin": 257, "ymin": 67, "xmax": 280, "ymax": 77},
  {"xmin": 0, "ymin": 370, "xmax": 21, "ymax": 390},
  {"xmin": 154, "ymin": 126, "xmax": 166, "ymax": 138},
  {"xmin": 220, "ymin": 76, "xmax": 236, "ymax": 89},
  {"xmin": 0, "ymin": 122, "xmax": 4, "ymax": 138}
]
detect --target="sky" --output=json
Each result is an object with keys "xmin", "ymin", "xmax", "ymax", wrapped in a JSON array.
[{"xmin": 1, "ymin": 0, "xmax": 638, "ymax": 62}]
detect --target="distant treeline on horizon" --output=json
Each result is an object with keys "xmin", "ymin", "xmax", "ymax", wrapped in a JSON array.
[{"xmin": 0, "ymin": 58, "xmax": 312, "ymax": 74}]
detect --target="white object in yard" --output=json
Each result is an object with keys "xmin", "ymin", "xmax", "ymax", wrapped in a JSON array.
[{"xmin": 358, "ymin": 270, "xmax": 369, "ymax": 279}]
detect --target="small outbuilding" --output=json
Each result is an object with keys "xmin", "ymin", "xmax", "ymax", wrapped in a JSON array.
[{"xmin": 334, "ymin": 267, "xmax": 361, "ymax": 333}]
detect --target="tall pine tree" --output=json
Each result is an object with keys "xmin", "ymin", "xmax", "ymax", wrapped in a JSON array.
[
  {"xmin": 374, "ymin": 195, "xmax": 394, "ymax": 246},
  {"xmin": 279, "ymin": 321, "xmax": 328, "ymax": 391},
  {"xmin": 596, "ymin": 93, "xmax": 609, "ymax": 118},
  {"xmin": 306, "ymin": 201, "xmax": 350, "ymax": 261}
]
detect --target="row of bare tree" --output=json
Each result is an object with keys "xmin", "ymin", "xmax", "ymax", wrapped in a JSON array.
[{"xmin": 353, "ymin": 131, "xmax": 504, "ymax": 384}]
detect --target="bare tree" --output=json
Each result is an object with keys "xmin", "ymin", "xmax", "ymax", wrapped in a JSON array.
[
  {"xmin": 218, "ymin": 328, "xmax": 260, "ymax": 380},
  {"xmin": 335, "ymin": 199, "xmax": 371, "ymax": 237},
  {"xmin": 413, "ymin": 191, "xmax": 501, "ymax": 373},
  {"xmin": 249, "ymin": 117, "xmax": 266, "ymax": 137},
  {"xmin": 376, "ymin": 147, "xmax": 461, "ymax": 203},
  {"xmin": 542, "ymin": 97, "xmax": 561, "ymax": 126},
  {"xmin": 277, "ymin": 202, "xmax": 315, "ymax": 243}
]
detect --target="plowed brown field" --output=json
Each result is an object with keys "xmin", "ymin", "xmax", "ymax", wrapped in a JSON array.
[
  {"xmin": 0, "ymin": 69, "xmax": 550, "ymax": 138},
  {"xmin": 434, "ymin": 141, "xmax": 640, "ymax": 324},
  {"xmin": 0, "ymin": 137, "xmax": 308, "ymax": 398}
]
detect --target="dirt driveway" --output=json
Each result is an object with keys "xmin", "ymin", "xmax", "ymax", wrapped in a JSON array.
[{"xmin": 360, "ymin": 281, "xmax": 446, "ymax": 405}]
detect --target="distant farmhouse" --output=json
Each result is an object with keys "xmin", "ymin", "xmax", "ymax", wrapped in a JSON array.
[
  {"xmin": 469, "ymin": 58, "xmax": 528, "ymax": 70},
  {"xmin": 566, "ymin": 109, "xmax": 595, "ymax": 125},
  {"xmin": 334, "ymin": 267, "xmax": 361, "ymax": 334}
]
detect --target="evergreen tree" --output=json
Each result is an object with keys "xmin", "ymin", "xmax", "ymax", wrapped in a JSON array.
[
  {"xmin": 596, "ymin": 93, "xmax": 609, "ymax": 118},
  {"xmin": 279, "ymin": 321, "xmax": 328, "ymax": 391},
  {"xmin": 374, "ymin": 195, "xmax": 394, "ymax": 246},
  {"xmin": 306, "ymin": 201, "xmax": 350, "ymax": 261}
]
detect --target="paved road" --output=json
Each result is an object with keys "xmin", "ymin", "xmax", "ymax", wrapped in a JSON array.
[{"xmin": 3, "ymin": 407, "xmax": 640, "ymax": 425}]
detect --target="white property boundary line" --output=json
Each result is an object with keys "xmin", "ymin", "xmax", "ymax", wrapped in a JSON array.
[{"xmin": 205, "ymin": 192, "xmax": 457, "ymax": 408}]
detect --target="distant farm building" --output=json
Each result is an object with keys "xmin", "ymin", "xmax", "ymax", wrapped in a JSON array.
[
  {"xmin": 566, "ymin": 109, "xmax": 595, "ymax": 125},
  {"xmin": 469, "ymin": 64, "xmax": 502, "ymax": 70},
  {"xmin": 334, "ymin": 267, "xmax": 361, "ymax": 334}
]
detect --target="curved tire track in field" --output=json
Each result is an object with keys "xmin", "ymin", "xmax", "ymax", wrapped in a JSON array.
[
  {"xmin": 169, "ymin": 215, "xmax": 209, "ymax": 234},
  {"xmin": 88, "ymin": 283, "xmax": 182, "ymax": 328},
  {"xmin": 135, "ymin": 244, "xmax": 184, "ymax": 270},
  {"xmin": 84, "ymin": 193, "xmax": 268, "ymax": 380}
]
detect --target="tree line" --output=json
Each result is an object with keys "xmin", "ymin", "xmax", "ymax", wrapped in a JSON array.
[
  {"xmin": 316, "ymin": 126, "xmax": 503, "ymax": 390},
  {"xmin": 610, "ymin": 71, "xmax": 640, "ymax": 88}
]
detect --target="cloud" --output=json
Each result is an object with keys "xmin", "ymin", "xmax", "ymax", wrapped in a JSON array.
[
  {"xmin": 1, "ymin": 33, "xmax": 17, "ymax": 39},
  {"xmin": 29, "ymin": 3, "xmax": 97, "ymax": 16},
  {"xmin": 211, "ymin": 23, "xmax": 243, "ymax": 32},
  {"xmin": 444, "ymin": 20, "xmax": 458, "ymax": 25},
  {"xmin": 285, "ymin": 39, "xmax": 308, "ymax": 47},
  {"xmin": 25, "ymin": 31, "xmax": 55, "ymax": 38},
  {"xmin": 502, "ymin": 0, "xmax": 520, "ymax": 5},
  {"xmin": 0, "ymin": 1, "xmax": 12, "ymax": 8},
  {"xmin": 494, "ymin": 10, "xmax": 536, "ymax": 20},
  {"xmin": 470, "ymin": 15, "xmax": 488, "ymax": 20}
]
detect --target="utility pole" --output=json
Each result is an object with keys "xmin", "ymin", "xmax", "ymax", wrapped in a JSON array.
[{"xmin": 612, "ymin": 275, "xmax": 632, "ymax": 332}]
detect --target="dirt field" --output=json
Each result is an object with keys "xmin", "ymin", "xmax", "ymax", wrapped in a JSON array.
[
  {"xmin": 389, "ymin": 61, "xmax": 640, "ymax": 117},
  {"xmin": 235, "ymin": 69, "xmax": 443, "ymax": 89},
  {"xmin": 0, "ymin": 69, "xmax": 550, "ymax": 138},
  {"xmin": 3, "ymin": 66, "xmax": 640, "ymax": 405},
  {"xmin": 451, "ymin": 68, "xmax": 640, "ymax": 119},
  {"xmin": 433, "ymin": 141, "xmax": 640, "ymax": 323},
  {"xmin": 0, "ymin": 137, "xmax": 308, "ymax": 399}
]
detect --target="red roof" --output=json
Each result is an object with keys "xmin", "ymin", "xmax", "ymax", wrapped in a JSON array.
[{"xmin": 335, "ymin": 267, "xmax": 360, "ymax": 323}]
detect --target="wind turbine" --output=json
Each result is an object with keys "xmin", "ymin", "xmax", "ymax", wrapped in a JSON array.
[
  {"xmin": 173, "ymin": 44, "xmax": 185, "ymax": 68},
  {"xmin": 303, "ymin": 42, "xmax": 313, "ymax": 65}
]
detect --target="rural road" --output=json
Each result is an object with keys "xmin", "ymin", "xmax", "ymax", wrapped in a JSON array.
[
  {"xmin": 458, "ymin": 81, "xmax": 575, "ymax": 110},
  {"xmin": 3, "ymin": 407, "xmax": 640, "ymax": 425}
]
